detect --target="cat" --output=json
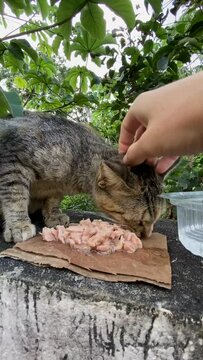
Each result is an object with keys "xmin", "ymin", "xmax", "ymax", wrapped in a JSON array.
[{"xmin": 0, "ymin": 112, "xmax": 164, "ymax": 243}]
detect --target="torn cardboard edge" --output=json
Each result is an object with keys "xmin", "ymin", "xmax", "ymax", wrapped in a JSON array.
[{"xmin": 0, "ymin": 232, "xmax": 172, "ymax": 289}]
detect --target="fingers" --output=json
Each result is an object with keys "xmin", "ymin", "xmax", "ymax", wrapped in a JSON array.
[
  {"xmin": 122, "ymin": 126, "xmax": 180, "ymax": 172},
  {"xmin": 134, "ymin": 125, "xmax": 145, "ymax": 141},
  {"xmin": 118, "ymin": 110, "xmax": 141, "ymax": 154},
  {"xmin": 155, "ymin": 156, "xmax": 180, "ymax": 174},
  {"xmin": 123, "ymin": 130, "xmax": 151, "ymax": 165},
  {"xmin": 123, "ymin": 138, "xmax": 179, "ymax": 174}
]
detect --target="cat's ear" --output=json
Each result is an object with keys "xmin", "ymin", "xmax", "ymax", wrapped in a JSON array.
[
  {"xmin": 103, "ymin": 160, "xmax": 129, "ymax": 181},
  {"xmin": 97, "ymin": 160, "xmax": 128, "ymax": 189}
]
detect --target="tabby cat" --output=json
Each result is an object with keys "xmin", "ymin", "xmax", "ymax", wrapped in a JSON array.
[{"xmin": 0, "ymin": 113, "xmax": 164, "ymax": 243}]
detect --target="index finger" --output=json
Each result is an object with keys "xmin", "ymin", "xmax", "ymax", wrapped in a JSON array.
[{"xmin": 118, "ymin": 110, "xmax": 141, "ymax": 153}]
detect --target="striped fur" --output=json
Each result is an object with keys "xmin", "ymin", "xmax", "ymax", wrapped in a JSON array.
[{"xmin": 0, "ymin": 113, "xmax": 164, "ymax": 242}]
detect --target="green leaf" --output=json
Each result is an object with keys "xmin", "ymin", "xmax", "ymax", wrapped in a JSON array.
[
  {"xmin": 14, "ymin": 76, "xmax": 27, "ymax": 89},
  {"xmin": 63, "ymin": 39, "xmax": 71, "ymax": 59},
  {"xmin": 71, "ymin": 28, "xmax": 117, "ymax": 61},
  {"xmin": 74, "ymin": 93, "xmax": 90, "ymax": 106},
  {"xmin": 65, "ymin": 66, "xmax": 93, "ymax": 91},
  {"xmin": 12, "ymin": 39, "xmax": 38, "ymax": 62},
  {"xmin": 190, "ymin": 9, "xmax": 203, "ymax": 27},
  {"xmin": 145, "ymin": 0, "xmax": 161, "ymax": 15},
  {"xmin": 3, "ymin": 49, "xmax": 24, "ymax": 71},
  {"xmin": 0, "ymin": 42, "xmax": 7, "ymax": 54},
  {"xmin": 184, "ymin": 10, "xmax": 203, "ymax": 37},
  {"xmin": 59, "ymin": 20, "xmax": 72, "ymax": 39},
  {"xmin": 92, "ymin": 56, "xmax": 101, "ymax": 66},
  {"xmin": 100, "ymin": 33, "xmax": 117, "ymax": 46},
  {"xmin": 0, "ymin": 87, "xmax": 23, "ymax": 118},
  {"xmin": 178, "ymin": 37, "xmax": 202, "ymax": 51},
  {"xmin": 175, "ymin": 49, "xmax": 191, "ymax": 63},
  {"xmin": 5, "ymin": 0, "xmax": 26, "ymax": 10},
  {"xmin": 124, "ymin": 46, "xmax": 140, "ymax": 64},
  {"xmin": 80, "ymin": 73, "xmax": 88, "ymax": 93},
  {"xmin": 24, "ymin": 70, "xmax": 44, "ymax": 83},
  {"xmin": 28, "ymin": 78, "xmax": 41, "ymax": 86},
  {"xmin": 153, "ymin": 45, "xmax": 173, "ymax": 69},
  {"xmin": 37, "ymin": 0, "xmax": 49, "ymax": 19},
  {"xmin": 52, "ymin": 35, "xmax": 62, "ymax": 55},
  {"xmin": 144, "ymin": 39, "xmax": 153, "ymax": 54},
  {"xmin": 4, "ymin": 90, "xmax": 24, "ymax": 117},
  {"xmin": 0, "ymin": 87, "xmax": 11, "ymax": 117},
  {"xmin": 1, "ymin": 15, "xmax": 7, "ymax": 28},
  {"xmin": 66, "ymin": 69, "xmax": 78, "ymax": 89},
  {"xmin": 51, "ymin": 0, "xmax": 60, "ymax": 4},
  {"xmin": 8, "ymin": 41, "xmax": 24, "ymax": 60},
  {"xmin": 175, "ymin": 22, "xmax": 187, "ymax": 34},
  {"xmin": 107, "ymin": 58, "xmax": 116, "ymax": 69},
  {"xmin": 24, "ymin": 0, "xmax": 33, "ymax": 16},
  {"xmin": 125, "ymin": 47, "xmax": 138, "ymax": 56},
  {"xmin": 81, "ymin": 3, "xmax": 106, "ymax": 40},
  {"xmin": 156, "ymin": 26, "xmax": 167, "ymax": 40},
  {"xmin": 157, "ymin": 56, "xmax": 168, "ymax": 71},
  {"xmin": 0, "ymin": 0, "xmax": 4, "ymax": 14},
  {"xmin": 5, "ymin": 0, "xmax": 26, "ymax": 8},
  {"xmin": 91, "ymin": 73, "xmax": 100, "ymax": 86},
  {"xmin": 57, "ymin": 0, "xmax": 86, "ymax": 22},
  {"xmin": 100, "ymin": 0, "xmax": 136, "ymax": 30},
  {"xmin": 31, "ymin": 33, "xmax": 37, "ymax": 42}
]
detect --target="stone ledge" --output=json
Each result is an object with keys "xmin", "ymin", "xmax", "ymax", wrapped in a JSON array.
[{"xmin": 0, "ymin": 212, "xmax": 202, "ymax": 360}]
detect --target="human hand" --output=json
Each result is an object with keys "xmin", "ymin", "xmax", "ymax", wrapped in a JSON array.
[{"xmin": 119, "ymin": 72, "xmax": 203, "ymax": 174}]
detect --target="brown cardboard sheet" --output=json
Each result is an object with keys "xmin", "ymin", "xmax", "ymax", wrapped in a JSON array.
[{"xmin": 0, "ymin": 231, "xmax": 172, "ymax": 289}]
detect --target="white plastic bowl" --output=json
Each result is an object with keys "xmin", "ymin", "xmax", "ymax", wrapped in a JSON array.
[{"xmin": 161, "ymin": 192, "xmax": 203, "ymax": 257}]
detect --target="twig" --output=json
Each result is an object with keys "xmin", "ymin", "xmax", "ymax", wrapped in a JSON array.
[
  {"xmin": 23, "ymin": 89, "xmax": 35, "ymax": 107},
  {"xmin": 0, "ymin": 17, "xmax": 69, "ymax": 42},
  {"xmin": 2, "ymin": 13, "xmax": 30, "ymax": 22},
  {"xmin": 1, "ymin": 13, "xmax": 36, "ymax": 40},
  {"xmin": 0, "ymin": 0, "xmax": 87, "ymax": 43}
]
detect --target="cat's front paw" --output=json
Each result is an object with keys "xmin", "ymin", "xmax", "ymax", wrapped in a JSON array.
[
  {"xmin": 4, "ymin": 222, "xmax": 36, "ymax": 243},
  {"xmin": 45, "ymin": 213, "xmax": 70, "ymax": 228}
]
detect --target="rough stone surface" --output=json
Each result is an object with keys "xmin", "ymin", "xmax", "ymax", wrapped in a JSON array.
[{"xmin": 0, "ymin": 211, "xmax": 202, "ymax": 360}]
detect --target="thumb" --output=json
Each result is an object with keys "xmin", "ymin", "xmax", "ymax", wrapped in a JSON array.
[{"xmin": 123, "ymin": 132, "xmax": 151, "ymax": 166}]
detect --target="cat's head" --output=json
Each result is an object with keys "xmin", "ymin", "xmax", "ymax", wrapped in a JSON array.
[{"xmin": 93, "ymin": 160, "xmax": 165, "ymax": 238}]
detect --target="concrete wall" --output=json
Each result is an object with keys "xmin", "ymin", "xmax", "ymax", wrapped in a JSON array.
[{"xmin": 0, "ymin": 274, "xmax": 202, "ymax": 360}]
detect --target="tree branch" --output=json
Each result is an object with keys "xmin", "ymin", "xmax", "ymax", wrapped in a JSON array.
[
  {"xmin": 1, "ymin": 13, "xmax": 36, "ymax": 40},
  {"xmin": 0, "ymin": 2, "xmax": 87, "ymax": 43},
  {"xmin": 0, "ymin": 17, "xmax": 69, "ymax": 42}
]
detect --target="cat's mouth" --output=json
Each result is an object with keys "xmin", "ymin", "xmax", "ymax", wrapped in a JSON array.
[
  {"xmin": 100, "ymin": 210, "xmax": 138, "ymax": 233},
  {"xmin": 98, "ymin": 208, "xmax": 154, "ymax": 238}
]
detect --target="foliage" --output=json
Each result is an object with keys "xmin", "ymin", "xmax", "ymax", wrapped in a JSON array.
[
  {"xmin": 163, "ymin": 152, "xmax": 203, "ymax": 219},
  {"xmin": 0, "ymin": 0, "xmax": 203, "ymax": 203},
  {"xmin": 61, "ymin": 194, "xmax": 97, "ymax": 212},
  {"xmin": 0, "ymin": 0, "xmax": 136, "ymax": 115},
  {"xmin": 91, "ymin": 107, "xmax": 121, "ymax": 144},
  {"xmin": 0, "ymin": 87, "xmax": 23, "ymax": 117},
  {"xmin": 164, "ymin": 154, "xmax": 203, "ymax": 193},
  {"xmin": 0, "ymin": 0, "xmax": 202, "ymax": 120}
]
